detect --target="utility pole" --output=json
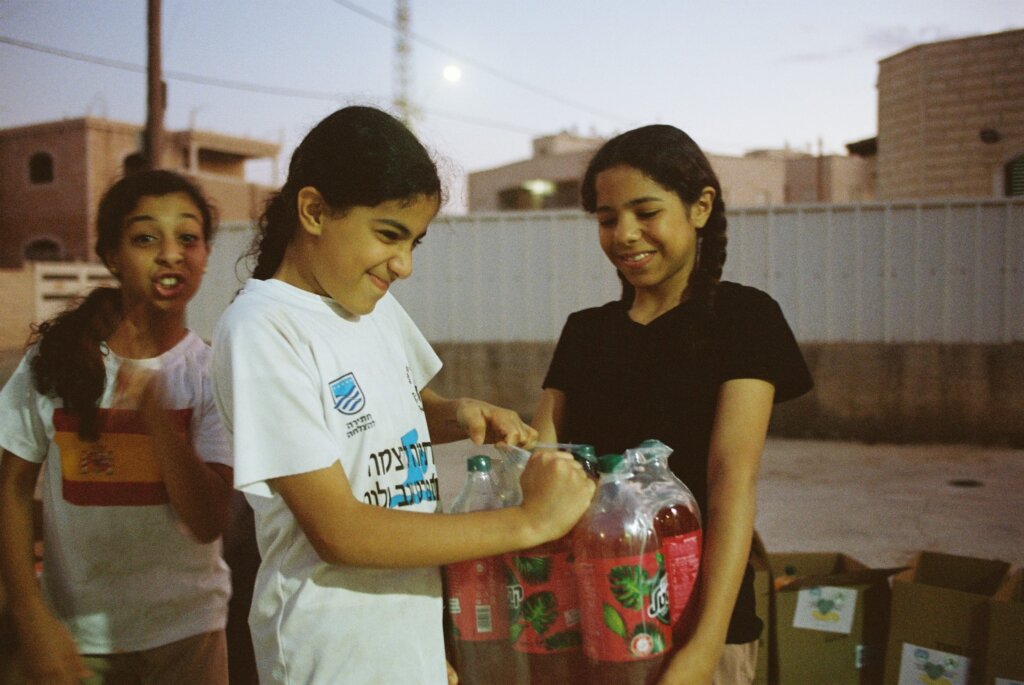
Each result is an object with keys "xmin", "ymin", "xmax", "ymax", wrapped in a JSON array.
[{"xmin": 145, "ymin": 0, "xmax": 164, "ymax": 170}]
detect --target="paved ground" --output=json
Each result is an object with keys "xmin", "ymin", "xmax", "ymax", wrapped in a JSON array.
[{"xmin": 434, "ymin": 437, "xmax": 1024, "ymax": 571}]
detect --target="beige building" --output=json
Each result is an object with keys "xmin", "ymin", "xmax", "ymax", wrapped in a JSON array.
[
  {"xmin": 876, "ymin": 28, "xmax": 1024, "ymax": 200},
  {"xmin": 0, "ymin": 117, "xmax": 278, "ymax": 268},
  {"xmin": 467, "ymin": 131, "xmax": 874, "ymax": 212}
]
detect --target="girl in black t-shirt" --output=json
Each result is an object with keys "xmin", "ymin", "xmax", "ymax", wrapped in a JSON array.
[{"xmin": 534, "ymin": 125, "xmax": 812, "ymax": 685}]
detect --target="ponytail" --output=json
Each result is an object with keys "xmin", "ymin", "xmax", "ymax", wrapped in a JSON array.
[
  {"xmin": 688, "ymin": 196, "xmax": 728, "ymax": 311},
  {"xmin": 30, "ymin": 287, "xmax": 122, "ymax": 441},
  {"xmin": 250, "ymin": 188, "xmax": 298, "ymax": 280}
]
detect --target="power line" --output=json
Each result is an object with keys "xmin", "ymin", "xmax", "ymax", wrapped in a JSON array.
[
  {"xmin": 0, "ymin": 35, "xmax": 347, "ymax": 101},
  {"xmin": 0, "ymin": 34, "xmax": 538, "ymax": 135},
  {"xmin": 329, "ymin": 0, "xmax": 632, "ymax": 126}
]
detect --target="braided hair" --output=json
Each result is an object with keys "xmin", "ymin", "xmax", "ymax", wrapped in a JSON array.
[
  {"xmin": 29, "ymin": 170, "xmax": 215, "ymax": 440},
  {"xmin": 249, "ymin": 106, "xmax": 443, "ymax": 280},
  {"xmin": 580, "ymin": 125, "xmax": 727, "ymax": 312}
]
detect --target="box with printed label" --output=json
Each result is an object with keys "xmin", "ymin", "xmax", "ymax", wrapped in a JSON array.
[
  {"xmin": 883, "ymin": 551, "xmax": 1010, "ymax": 685},
  {"xmin": 769, "ymin": 552, "xmax": 903, "ymax": 685},
  {"xmin": 983, "ymin": 568, "xmax": 1024, "ymax": 685}
]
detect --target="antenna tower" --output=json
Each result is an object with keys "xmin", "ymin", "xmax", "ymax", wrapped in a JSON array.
[{"xmin": 393, "ymin": 0, "xmax": 417, "ymax": 126}]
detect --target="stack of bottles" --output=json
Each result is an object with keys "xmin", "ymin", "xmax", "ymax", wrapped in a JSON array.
[{"xmin": 442, "ymin": 440, "xmax": 701, "ymax": 685}]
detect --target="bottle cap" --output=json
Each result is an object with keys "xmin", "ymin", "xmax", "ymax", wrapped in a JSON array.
[
  {"xmin": 466, "ymin": 455, "xmax": 492, "ymax": 472},
  {"xmin": 572, "ymin": 444, "xmax": 597, "ymax": 460},
  {"xmin": 597, "ymin": 453, "xmax": 626, "ymax": 474}
]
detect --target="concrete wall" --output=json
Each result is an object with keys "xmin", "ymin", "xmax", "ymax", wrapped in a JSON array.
[{"xmin": 0, "ymin": 269, "xmax": 35, "ymax": 349}]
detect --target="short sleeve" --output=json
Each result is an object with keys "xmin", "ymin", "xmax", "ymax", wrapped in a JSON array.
[
  {"xmin": 717, "ymin": 288, "xmax": 813, "ymax": 403},
  {"xmin": 543, "ymin": 312, "xmax": 586, "ymax": 393},
  {"xmin": 385, "ymin": 296, "xmax": 442, "ymax": 391},
  {"xmin": 192, "ymin": 369, "xmax": 232, "ymax": 467},
  {"xmin": 212, "ymin": 312, "xmax": 340, "ymax": 498},
  {"xmin": 0, "ymin": 350, "xmax": 50, "ymax": 463}
]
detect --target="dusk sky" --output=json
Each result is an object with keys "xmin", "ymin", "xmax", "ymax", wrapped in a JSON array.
[{"xmin": 2, "ymin": 0, "xmax": 1022, "ymax": 211}]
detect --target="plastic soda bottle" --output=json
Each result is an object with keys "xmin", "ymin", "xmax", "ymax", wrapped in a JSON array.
[
  {"xmin": 626, "ymin": 439, "xmax": 703, "ymax": 639},
  {"xmin": 572, "ymin": 453, "xmax": 671, "ymax": 685},
  {"xmin": 444, "ymin": 455, "xmax": 528, "ymax": 685},
  {"xmin": 570, "ymin": 443, "xmax": 599, "ymax": 480},
  {"xmin": 502, "ymin": 445, "xmax": 588, "ymax": 685}
]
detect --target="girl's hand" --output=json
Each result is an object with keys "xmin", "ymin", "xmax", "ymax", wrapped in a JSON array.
[
  {"xmin": 455, "ymin": 398, "xmax": 537, "ymax": 448},
  {"xmin": 16, "ymin": 610, "xmax": 92, "ymax": 685},
  {"xmin": 518, "ymin": 451, "xmax": 595, "ymax": 541},
  {"xmin": 446, "ymin": 660, "xmax": 459, "ymax": 685},
  {"xmin": 112, "ymin": 361, "xmax": 163, "ymax": 418},
  {"xmin": 655, "ymin": 640, "xmax": 718, "ymax": 685}
]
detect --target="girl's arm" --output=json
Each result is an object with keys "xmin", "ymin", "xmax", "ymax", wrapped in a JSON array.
[
  {"xmin": 658, "ymin": 378, "xmax": 775, "ymax": 685},
  {"xmin": 420, "ymin": 388, "xmax": 536, "ymax": 447},
  {"xmin": 271, "ymin": 448, "xmax": 593, "ymax": 568},
  {"xmin": 119, "ymin": 365, "xmax": 233, "ymax": 544},
  {"xmin": 531, "ymin": 388, "xmax": 566, "ymax": 444},
  {"xmin": 0, "ymin": 451, "xmax": 92, "ymax": 684}
]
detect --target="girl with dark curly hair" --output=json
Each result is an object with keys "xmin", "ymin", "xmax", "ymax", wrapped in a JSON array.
[{"xmin": 0, "ymin": 169, "xmax": 233, "ymax": 684}]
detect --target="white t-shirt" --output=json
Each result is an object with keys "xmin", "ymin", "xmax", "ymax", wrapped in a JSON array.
[
  {"xmin": 0, "ymin": 331, "xmax": 232, "ymax": 653},
  {"xmin": 212, "ymin": 279, "xmax": 447, "ymax": 685}
]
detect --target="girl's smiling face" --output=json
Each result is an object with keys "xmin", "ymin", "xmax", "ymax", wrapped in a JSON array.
[
  {"xmin": 104, "ymin": 192, "xmax": 210, "ymax": 315},
  {"xmin": 593, "ymin": 165, "xmax": 711, "ymax": 302},
  {"xmin": 280, "ymin": 191, "xmax": 439, "ymax": 315}
]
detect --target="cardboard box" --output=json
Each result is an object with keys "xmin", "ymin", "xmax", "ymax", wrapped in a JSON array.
[
  {"xmin": 770, "ymin": 552, "xmax": 903, "ymax": 685},
  {"xmin": 983, "ymin": 568, "xmax": 1024, "ymax": 685},
  {"xmin": 883, "ymin": 551, "xmax": 1011, "ymax": 685},
  {"xmin": 750, "ymin": 532, "xmax": 772, "ymax": 685}
]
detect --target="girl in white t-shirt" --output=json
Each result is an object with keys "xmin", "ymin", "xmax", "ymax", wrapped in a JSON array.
[
  {"xmin": 211, "ymin": 105, "xmax": 595, "ymax": 685},
  {"xmin": 0, "ymin": 170, "xmax": 233, "ymax": 685}
]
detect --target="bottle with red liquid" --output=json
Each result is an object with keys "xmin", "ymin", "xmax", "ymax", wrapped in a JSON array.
[
  {"xmin": 444, "ymin": 455, "xmax": 528, "ymax": 685},
  {"xmin": 626, "ymin": 439, "xmax": 703, "ymax": 641},
  {"xmin": 572, "ymin": 453, "xmax": 671, "ymax": 685},
  {"xmin": 500, "ymin": 444, "xmax": 591, "ymax": 685}
]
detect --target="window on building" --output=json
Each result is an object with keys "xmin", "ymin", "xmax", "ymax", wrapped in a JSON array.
[
  {"xmin": 23, "ymin": 238, "xmax": 64, "ymax": 262},
  {"xmin": 29, "ymin": 153, "xmax": 54, "ymax": 184},
  {"xmin": 1006, "ymin": 155, "xmax": 1024, "ymax": 196},
  {"xmin": 498, "ymin": 178, "xmax": 579, "ymax": 211}
]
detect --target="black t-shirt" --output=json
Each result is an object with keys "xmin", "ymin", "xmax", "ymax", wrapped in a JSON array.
[{"xmin": 543, "ymin": 281, "xmax": 813, "ymax": 643}]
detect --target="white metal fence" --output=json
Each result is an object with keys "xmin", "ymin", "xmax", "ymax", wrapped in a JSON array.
[{"xmin": 190, "ymin": 198, "xmax": 1024, "ymax": 344}]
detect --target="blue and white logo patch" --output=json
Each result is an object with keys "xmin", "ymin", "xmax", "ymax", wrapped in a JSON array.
[{"xmin": 329, "ymin": 373, "xmax": 365, "ymax": 415}]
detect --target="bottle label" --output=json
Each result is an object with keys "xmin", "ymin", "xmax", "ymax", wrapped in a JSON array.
[
  {"xmin": 663, "ymin": 530, "xmax": 702, "ymax": 629},
  {"xmin": 445, "ymin": 556, "xmax": 511, "ymax": 641},
  {"xmin": 506, "ymin": 548, "xmax": 581, "ymax": 654},
  {"xmin": 575, "ymin": 552, "xmax": 672, "ymax": 662}
]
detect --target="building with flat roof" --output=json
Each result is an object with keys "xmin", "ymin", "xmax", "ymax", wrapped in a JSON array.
[
  {"xmin": 0, "ymin": 117, "xmax": 279, "ymax": 267},
  {"xmin": 876, "ymin": 28, "xmax": 1024, "ymax": 199},
  {"xmin": 467, "ymin": 131, "xmax": 873, "ymax": 212}
]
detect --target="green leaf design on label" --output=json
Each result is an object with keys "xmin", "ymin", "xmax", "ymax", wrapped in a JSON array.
[
  {"xmin": 522, "ymin": 591, "xmax": 558, "ymax": 636},
  {"xmin": 513, "ymin": 555, "xmax": 552, "ymax": 584},
  {"xmin": 603, "ymin": 603, "xmax": 628, "ymax": 641},
  {"xmin": 543, "ymin": 629, "xmax": 582, "ymax": 651},
  {"xmin": 609, "ymin": 565, "xmax": 651, "ymax": 611}
]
